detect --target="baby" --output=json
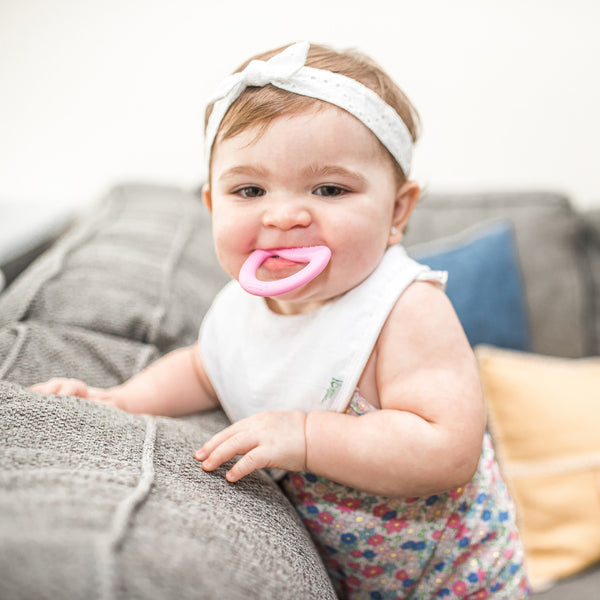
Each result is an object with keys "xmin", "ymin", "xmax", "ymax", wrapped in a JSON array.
[{"xmin": 33, "ymin": 41, "xmax": 530, "ymax": 599}]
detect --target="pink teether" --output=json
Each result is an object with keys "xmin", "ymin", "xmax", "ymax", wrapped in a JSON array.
[{"xmin": 239, "ymin": 246, "xmax": 331, "ymax": 297}]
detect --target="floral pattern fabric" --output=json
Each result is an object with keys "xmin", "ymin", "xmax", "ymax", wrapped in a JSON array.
[{"xmin": 280, "ymin": 393, "xmax": 530, "ymax": 599}]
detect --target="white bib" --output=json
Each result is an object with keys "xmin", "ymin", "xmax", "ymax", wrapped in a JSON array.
[{"xmin": 199, "ymin": 246, "xmax": 445, "ymax": 422}]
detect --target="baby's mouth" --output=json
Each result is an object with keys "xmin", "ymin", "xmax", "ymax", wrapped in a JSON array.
[
  {"xmin": 239, "ymin": 246, "xmax": 332, "ymax": 297},
  {"xmin": 260, "ymin": 254, "xmax": 304, "ymax": 272}
]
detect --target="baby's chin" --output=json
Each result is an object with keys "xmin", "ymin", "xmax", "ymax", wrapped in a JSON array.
[{"xmin": 264, "ymin": 280, "xmax": 349, "ymax": 315}]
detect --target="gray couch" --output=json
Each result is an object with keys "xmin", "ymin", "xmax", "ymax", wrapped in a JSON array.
[{"xmin": 1, "ymin": 183, "xmax": 598, "ymax": 599}]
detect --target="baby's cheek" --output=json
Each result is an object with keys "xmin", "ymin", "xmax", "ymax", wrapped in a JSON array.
[{"xmin": 212, "ymin": 237, "xmax": 244, "ymax": 279}]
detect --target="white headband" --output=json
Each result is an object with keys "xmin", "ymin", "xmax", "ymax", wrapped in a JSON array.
[{"xmin": 204, "ymin": 41, "xmax": 413, "ymax": 175}]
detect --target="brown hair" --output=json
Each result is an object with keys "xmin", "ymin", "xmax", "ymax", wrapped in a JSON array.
[{"xmin": 205, "ymin": 42, "xmax": 420, "ymax": 181}]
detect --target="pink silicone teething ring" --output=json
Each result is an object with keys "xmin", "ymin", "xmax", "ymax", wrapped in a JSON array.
[{"xmin": 239, "ymin": 246, "xmax": 331, "ymax": 296}]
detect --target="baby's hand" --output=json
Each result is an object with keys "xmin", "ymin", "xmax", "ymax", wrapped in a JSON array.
[
  {"xmin": 30, "ymin": 378, "xmax": 118, "ymax": 405},
  {"xmin": 195, "ymin": 410, "xmax": 307, "ymax": 482}
]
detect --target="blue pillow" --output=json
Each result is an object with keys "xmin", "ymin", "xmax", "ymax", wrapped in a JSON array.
[{"xmin": 409, "ymin": 221, "xmax": 530, "ymax": 351}]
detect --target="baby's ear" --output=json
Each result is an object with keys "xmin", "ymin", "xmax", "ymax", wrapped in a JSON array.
[
  {"xmin": 202, "ymin": 183, "xmax": 213, "ymax": 213},
  {"xmin": 389, "ymin": 181, "xmax": 420, "ymax": 245}
]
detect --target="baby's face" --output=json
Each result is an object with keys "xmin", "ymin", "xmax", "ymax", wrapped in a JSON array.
[{"xmin": 205, "ymin": 104, "xmax": 411, "ymax": 314}]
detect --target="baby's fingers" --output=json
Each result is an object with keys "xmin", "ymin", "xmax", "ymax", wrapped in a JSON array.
[
  {"xmin": 194, "ymin": 424, "xmax": 238, "ymax": 462},
  {"xmin": 30, "ymin": 378, "xmax": 89, "ymax": 397},
  {"xmin": 30, "ymin": 378, "xmax": 63, "ymax": 394},
  {"xmin": 225, "ymin": 448, "xmax": 267, "ymax": 482},
  {"xmin": 195, "ymin": 430, "xmax": 259, "ymax": 478}
]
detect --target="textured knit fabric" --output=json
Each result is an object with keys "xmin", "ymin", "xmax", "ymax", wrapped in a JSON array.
[
  {"xmin": 200, "ymin": 245, "xmax": 443, "ymax": 421},
  {"xmin": 0, "ymin": 383, "xmax": 336, "ymax": 600}
]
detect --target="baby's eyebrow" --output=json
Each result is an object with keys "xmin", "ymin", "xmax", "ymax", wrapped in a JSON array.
[
  {"xmin": 218, "ymin": 165, "xmax": 270, "ymax": 181},
  {"xmin": 303, "ymin": 164, "xmax": 367, "ymax": 184},
  {"xmin": 217, "ymin": 163, "xmax": 368, "ymax": 186}
]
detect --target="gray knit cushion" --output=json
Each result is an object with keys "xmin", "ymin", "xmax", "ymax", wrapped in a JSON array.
[
  {"xmin": 0, "ymin": 184, "xmax": 336, "ymax": 600},
  {"xmin": 0, "ymin": 183, "xmax": 230, "ymax": 356},
  {"xmin": 0, "ymin": 384, "xmax": 335, "ymax": 600}
]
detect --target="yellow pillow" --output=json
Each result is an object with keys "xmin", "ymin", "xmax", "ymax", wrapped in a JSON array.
[{"xmin": 474, "ymin": 346, "xmax": 600, "ymax": 590}]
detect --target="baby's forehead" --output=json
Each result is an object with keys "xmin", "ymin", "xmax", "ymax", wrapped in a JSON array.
[
  {"xmin": 216, "ymin": 102, "xmax": 384, "ymax": 152},
  {"xmin": 210, "ymin": 106, "xmax": 396, "ymax": 183}
]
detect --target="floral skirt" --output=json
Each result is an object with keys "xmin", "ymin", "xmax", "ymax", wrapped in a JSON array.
[{"xmin": 280, "ymin": 394, "xmax": 530, "ymax": 600}]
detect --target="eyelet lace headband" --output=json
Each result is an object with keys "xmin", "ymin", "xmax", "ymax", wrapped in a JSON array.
[{"xmin": 204, "ymin": 41, "xmax": 413, "ymax": 175}]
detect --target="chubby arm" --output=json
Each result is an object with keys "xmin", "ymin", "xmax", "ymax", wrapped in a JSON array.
[
  {"xmin": 32, "ymin": 343, "xmax": 219, "ymax": 417},
  {"xmin": 305, "ymin": 282, "xmax": 485, "ymax": 496},
  {"xmin": 198, "ymin": 282, "xmax": 486, "ymax": 496}
]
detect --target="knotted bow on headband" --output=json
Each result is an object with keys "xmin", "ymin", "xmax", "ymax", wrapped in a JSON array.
[
  {"xmin": 208, "ymin": 42, "xmax": 309, "ymax": 106},
  {"xmin": 204, "ymin": 41, "xmax": 413, "ymax": 176}
]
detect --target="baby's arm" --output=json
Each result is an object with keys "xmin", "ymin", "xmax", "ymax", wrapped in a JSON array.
[
  {"xmin": 197, "ymin": 282, "xmax": 485, "ymax": 496},
  {"xmin": 32, "ymin": 343, "xmax": 219, "ymax": 417},
  {"xmin": 304, "ymin": 282, "xmax": 485, "ymax": 496}
]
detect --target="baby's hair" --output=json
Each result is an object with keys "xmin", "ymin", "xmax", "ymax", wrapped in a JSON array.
[{"xmin": 204, "ymin": 42, "xmax": 420, "ymax": 182}]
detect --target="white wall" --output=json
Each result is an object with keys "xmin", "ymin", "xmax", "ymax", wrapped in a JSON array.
[{"xmin": 1, "ymin": 0, "xmax": 599, "ymax": 214}]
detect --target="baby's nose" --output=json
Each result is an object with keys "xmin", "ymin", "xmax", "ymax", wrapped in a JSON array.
[{"xmin": 262, "ymin": 198, "xmax": 312, "ymax": 230}]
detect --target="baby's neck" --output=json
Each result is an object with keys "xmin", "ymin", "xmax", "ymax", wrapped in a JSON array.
[{"xmin": 265, "ymin": 296, "xmax": 331, "ymax": 315}]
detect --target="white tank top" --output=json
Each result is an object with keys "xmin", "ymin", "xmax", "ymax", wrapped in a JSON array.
[{"xmin": 199, "ymin": 245, "xmax": 446, "ymax": 423}]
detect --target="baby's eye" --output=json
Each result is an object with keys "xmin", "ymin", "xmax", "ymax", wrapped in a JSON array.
[
  {"xmin": 235, "ymin": 186, "xmax": 265, "ymax": 198},
  {"xmin": 313, "ymin": 185, "xmax": 347, "ymax": 197}
]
